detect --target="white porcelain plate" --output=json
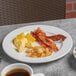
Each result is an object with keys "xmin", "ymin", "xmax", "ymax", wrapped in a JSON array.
[{"xmin": 2, "ymin": 25, "xmax": 73, "ymax": 63}]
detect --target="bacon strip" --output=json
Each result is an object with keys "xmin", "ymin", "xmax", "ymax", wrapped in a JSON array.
[
  {"xmin": 47, "ymin": 34, "xmax": 66, "ymax": 41},
  {"xmin": 31, "ymin": 28, "xmax": 59, "ymax": 52}
]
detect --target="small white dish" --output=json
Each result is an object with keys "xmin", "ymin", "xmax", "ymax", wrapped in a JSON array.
[
  {"xmin": 1, "ymin": 63, "xmax": 44, "ymax": 76},
  {"xmin": 73, "ymin": 47, "xmax": 76, "ymax": 58}
]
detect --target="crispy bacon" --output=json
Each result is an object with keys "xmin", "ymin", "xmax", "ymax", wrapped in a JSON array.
[
  {"xmin": 31, "ymin": 28, "xmax": 59, "ymax": 52},
  {"xmin": 31, "ymin": 27, "xmax": 67, "ymax": 52},
  {"xmin": 47, "ymin": 34, "xmax": 66, "ymax": 41}
]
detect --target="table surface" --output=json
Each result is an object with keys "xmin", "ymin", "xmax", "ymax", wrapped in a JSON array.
[{"xmin": 0, "ymin": 18, "xmax": 76, "ymax": 76}]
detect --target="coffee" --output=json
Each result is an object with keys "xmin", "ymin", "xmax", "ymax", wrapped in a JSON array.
[{"xmin": 5, "ymin": 68, "xmax": 30, "ymax": 76}]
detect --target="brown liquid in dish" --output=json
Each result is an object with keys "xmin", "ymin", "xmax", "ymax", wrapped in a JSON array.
[{"xmin": 5, "ymin": 68, "xmax": 30, "ymax": 76}]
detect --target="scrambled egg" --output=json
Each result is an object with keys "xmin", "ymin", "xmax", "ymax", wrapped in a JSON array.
[
  {"xmin": 25, "ymin": 33, "xmax": 36, "ymax": 42},
  {"xmin": 13, "ymin": 33, "xmax": 36, "ymax": 52},
  {"xmin": 13, "ymin": 33, "xmax": 27, "ymax": 52}
]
